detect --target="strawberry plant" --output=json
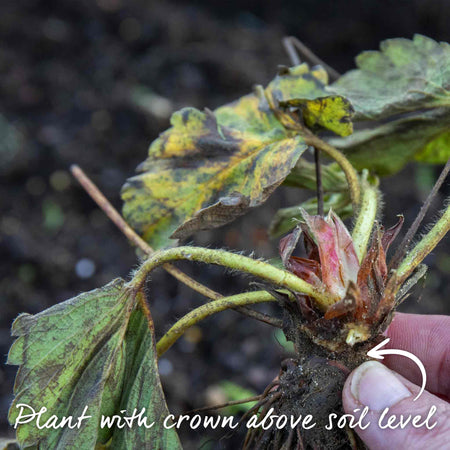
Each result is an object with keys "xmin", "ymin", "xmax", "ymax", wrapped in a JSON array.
[{"xmin": 7, "ymin": 35, "xmax": 450, "ymax": 449}]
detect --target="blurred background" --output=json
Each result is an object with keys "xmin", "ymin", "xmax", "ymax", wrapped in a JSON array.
[{"xmin": 1, "ymin": 0, "xmax": 449, "ymax": 447}]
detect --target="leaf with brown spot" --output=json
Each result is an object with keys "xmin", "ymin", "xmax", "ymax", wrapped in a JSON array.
[
  {"xmin": 110, "ymin": 308, "xmax": 182, "ymax": 449},
  {"xmin": 122, "ymin": 63, "xmax": 338, "ymax": 249},
  {"xmin": 280, "ymin": 96, "xmax": 354, "ymax": 136},
  {"xmin": 265, "ymin": 64, "xmax": 328, "ymax": 102},
  {"xmin": 7, "ymin": 280, "xmax": 181, "ymax": 449}
]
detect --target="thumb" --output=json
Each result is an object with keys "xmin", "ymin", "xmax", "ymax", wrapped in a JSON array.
[{"xmin": 342, "ymin": 361, "xmax": 450, "ymax": 450}]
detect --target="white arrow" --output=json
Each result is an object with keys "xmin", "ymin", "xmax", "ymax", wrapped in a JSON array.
[{"xmin": 367, "ymin": 337, "xmax": 426, "ymax": 401}]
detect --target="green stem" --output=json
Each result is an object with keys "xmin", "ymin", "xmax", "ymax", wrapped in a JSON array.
[
  {"xmin": 396, "ymin": 201, "xmax": 450, "ymax": 284},
  {"xmin": 130, "ymin": 246, "xmax": 336, "ymax": 309},
  {"xmin": 156, "ymin": 291, "xmax": 278, "ymax": 356},
  {"xmin": 303, "ymin": 133, "xmax": 361, "ymax": 209},
  {"xmin": 351, "ymin": 172, "xmax": 379, "ymax": 263}
]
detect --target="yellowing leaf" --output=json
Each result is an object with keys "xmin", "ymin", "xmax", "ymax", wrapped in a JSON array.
[
  {"xmin": 280, "ymin": 96, "xmax": 354, "ymax": 136},
  {"xmin": 122, "ymin": 63, "xmax": 345, "ymax": 248},
  {"xmin": 265, "ymin": 64, "xmax": 328, "ymax": 102},
  {"xmin": 122, "ymin": 103, "xmax": 306, "ymax": 248}
]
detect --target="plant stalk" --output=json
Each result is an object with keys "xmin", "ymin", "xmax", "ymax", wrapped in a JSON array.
[
  {"xmin": 178, "ymin": 395, "xmax": 261, "ymax": 417},
  {"xmin": 351, "ymin": 172, "xmax": 378, "ymax": 262},
  {"xmin": 130, "ymin": 246, "xmax": 336, "ymax": 309},
  {"xmin": 302, "ymin": 134, "xmax": 361, "ymax": 209},
  {"xmin": 261, "ymin": 94, "xmax": 361, "ymax": 210},
  {"xmin": 282, "ymin": 36, "xmax": 340, "ymax": 81},
  {"xmin": 396, "ymin": 201, "xmax": 450, "ymax": 284},
  {"xmin": 70, "ymin": 165, "xmax": 219, "ymax": 299},
  {"xmin": 389, "ymin": 158, "xmax": 450, "ymax": 270},
  {"xmin": 70, "ymin": 165, "xmax": 280, "ymax": 327},
  {"xmin": 315, "ymin": 148, "xmax": 324, "ymax": 216},
  {"xmin": 156, "ymin": 291, "xmax": 278, "ymax": 356}
]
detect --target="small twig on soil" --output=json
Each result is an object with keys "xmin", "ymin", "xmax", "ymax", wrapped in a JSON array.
[
  {"xmin": 70, "ymin": 165, "xmax": 153, "ymax": 254},
  {"xmin": 282, "ymin": 36, "xmax": 340, "ymax": 81},
  {"xmin": 70, "ymin": 165, "xmax": 282, "ymax": 328},
  {"xmin": 389, "ymin": 158, "xmax": 450, "ymax": 271},
  {"xmin": 237, "ymin": 307, "xmax": 283, "ymax": 328},
  {"xmin": 70, "ymin": 165, "xmax": 218, "ymax": 298},
  {"xmin": 175, "ymin": 395, "xmax": 261, "ymax": 418}
]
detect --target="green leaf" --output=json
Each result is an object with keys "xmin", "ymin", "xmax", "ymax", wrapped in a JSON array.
[
  {"xmin": 121, "ymin": 63, "xmax": 341, "ymax": 249},
  {"xmin": 273, "ymin": 328, "xmax": 295, "ymax": 354},
  {"xmin": 330, "ymin": 35, "xmax": 450, "ymax": 174},
  {"xmin": 332, "ymin": 35, "xmax": 450, "ymax": 120},
  {"xmin": 273, "ymin": 161, "xmax": 352, "ymax": 237},
  {"xmin": 269, "ymin": 193, "xmax": 352, "ymax": 238},
  {"xmin": 283, "ymin": 160, "xmax": 349, "ymax": 191},
  {"xmin": 330, "ymin": 108, "xmax": 450, "ymax": 175},
  {"xmin": 415, "ymin": 128, "xmax": 450, "ymax": 163},
  {"xmin": 110, "ymin": 308, "xmax": 182, "ymax": 449},
  {"xmin": 7, "ymin": 281, "xmax": 180, "ymax": 449},
  {"xmin": 8, "ymin": 279, "xmax": 131, "ymax": 448}
]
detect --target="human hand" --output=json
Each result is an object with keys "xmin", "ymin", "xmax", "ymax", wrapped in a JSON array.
[{"xmin": 342, "ymin": 313, "xmax": 450, "ymax": 449}]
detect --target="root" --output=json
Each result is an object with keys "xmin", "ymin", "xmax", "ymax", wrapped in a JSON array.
[{"xmin": 242, "ymin": 355, "xmax": 366, "ymax": 450}]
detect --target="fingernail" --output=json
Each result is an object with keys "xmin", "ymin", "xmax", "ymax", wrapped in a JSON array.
[{"xmin": 351, "ymin": 361, "xmax": 411, "ymax": 411}]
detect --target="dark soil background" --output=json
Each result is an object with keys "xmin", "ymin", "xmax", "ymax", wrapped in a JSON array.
[{"xmin": 1, "ymin": 1, "xmax": 449, "ymax": 448}]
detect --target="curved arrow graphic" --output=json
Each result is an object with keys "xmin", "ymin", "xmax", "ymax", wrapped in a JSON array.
[{"xmin": 367, "ymin": 337, "xmax": 426, "ymax": 401}]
